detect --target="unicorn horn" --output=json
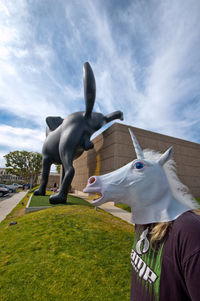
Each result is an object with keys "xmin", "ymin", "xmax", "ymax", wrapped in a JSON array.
[{"xmin": 128, "ymin": 128, "xmax": 144, "ymax": 159}]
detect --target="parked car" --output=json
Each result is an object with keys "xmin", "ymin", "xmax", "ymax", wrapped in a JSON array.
[
  {"xmin": 0, "ymin": 184, "xmax": 16, "ymax": 193},
  {"xmin": 0, "ymin": 187, "xmax": 9, "ymax": 197},
  {"xmin": 12, "ymin": 183, "xmax": 23, "ymax": 189}
]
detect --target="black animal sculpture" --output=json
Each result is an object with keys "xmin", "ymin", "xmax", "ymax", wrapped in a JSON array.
[{"xmin": 34, "ymin": 62, "xmax": 123, "ymax": 204}]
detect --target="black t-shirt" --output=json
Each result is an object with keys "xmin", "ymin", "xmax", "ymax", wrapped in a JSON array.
[{"xmin": 130, "ymin": 211, "xmax": 200, "ymax": 301}]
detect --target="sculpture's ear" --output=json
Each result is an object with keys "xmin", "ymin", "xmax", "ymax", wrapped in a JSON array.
[
  {"xmin": 83, "ymin": 62, "xmax": 96, "ymax": 118},
  {"xmin": 46, "ymin": 116, "xmax": 64, "ymax": 131},
  {"xmin": 158, "ymin": 146, "xmax": 174, "ymax": 166}
]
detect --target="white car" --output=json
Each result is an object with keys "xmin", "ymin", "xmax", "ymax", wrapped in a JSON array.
[
  {"xmin": 0, "ymin": 184, "xmax": 16, "ymax": 193},
  {"xmin": 0, "ymin": 187, "xmax": 9, "ymax": 197},
  {"xmin": 12, "ymin": 183, "xmax": 23, "ymax": 189}
]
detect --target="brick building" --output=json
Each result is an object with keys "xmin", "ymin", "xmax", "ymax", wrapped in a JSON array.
[
  {"xmin": 0, "ymin": 168, "xmax": 24, "ymax": 184},
  {"xmin": 72, "ymin": 123, "xmax": 200, "ymax": 198},
  {"xmin": 37, "ymin": 172, "xmax": 60, "ymax": 189}
]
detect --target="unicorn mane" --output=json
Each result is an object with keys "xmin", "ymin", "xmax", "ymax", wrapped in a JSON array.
[{"xmin": 143, "ymin": 149, "xmax": 199, "ymax": 210}]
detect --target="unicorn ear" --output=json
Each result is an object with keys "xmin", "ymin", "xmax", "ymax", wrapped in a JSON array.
[
  {"xmin": 158, "ymin": 146, "xmax": 174, "ymax": 166},
  {"xmin": 128, "ymin": 128, "xmax": 144, "ymax": 159}
]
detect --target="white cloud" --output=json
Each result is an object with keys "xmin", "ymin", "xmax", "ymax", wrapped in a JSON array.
[
  {"xmin": 0, "ymin": 0, "xmax": 85, "ymax": 129},
  {"xmin": 135, "ymin": 1, "xmax": 200, "ymax": 136},
  {"xmin": 0, "ymin": 46, "xmax": 9, "ymax": 59},
  {"xmin": 81, "ymin": 0, "xmax": 200, "ymax": 142},
  {"xmin": 0, "ymin": 125, "xmax": 45, "ymax": 150},
  {"xmin": 0, "ymin": 151, "xmax": 7, "ymax": 168},
  {"xmin": 0, "ymin": 125, "xmax": 45, "ymax": 167}
]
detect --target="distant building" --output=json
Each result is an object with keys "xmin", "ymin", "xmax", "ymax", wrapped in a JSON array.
[
  {"xmin": 0, "ymin": 168, "xmax": 24, "ymax": 183},
  {"xmin": 72, "ymin": 123, "xmax": 200, "ymax": 198},
  {"xmin": 37, "ymin": 172, "xmax": 60, "ymax": 189}
]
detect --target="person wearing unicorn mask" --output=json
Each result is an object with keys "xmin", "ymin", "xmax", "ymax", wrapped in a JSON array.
[{"xmin": 84, "ymin": 129, "xmax": 200, "ymax": 301}]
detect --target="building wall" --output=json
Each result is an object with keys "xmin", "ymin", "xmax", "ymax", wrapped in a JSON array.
[
  {"xmin": 72, "ymin": 123, "xmax": 200, "ymax": 198},
  {"xmin": 0, "ymin": 168, "xmax": 24, "ymax": 183},
  {"xmin": 47, "ymin": 173, "xmax": 60, "ymax": 189},
  {"xmin": 37, "ymin": 173, "xmax": 60, "ymax": 189}
]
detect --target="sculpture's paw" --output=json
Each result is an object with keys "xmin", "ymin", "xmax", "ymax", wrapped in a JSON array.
[
  {"xmin": 49, "ymin": 193, "xmax": 67, "ymax": 204},
  {"xmin": 34, "ymin": 188, "xmax": 45, "ymax": 196}
]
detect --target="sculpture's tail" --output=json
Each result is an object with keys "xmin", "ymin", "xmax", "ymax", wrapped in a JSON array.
[{"xmin": 83, "ymin": 62, "xmax": 96, "ymax": 118}]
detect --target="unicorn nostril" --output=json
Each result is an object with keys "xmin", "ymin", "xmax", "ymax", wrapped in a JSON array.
[{"xmin": 89, "ymin": 176, "xmax": 96, "ymax": 184}]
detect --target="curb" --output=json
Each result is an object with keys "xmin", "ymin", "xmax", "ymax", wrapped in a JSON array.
[{"xmin": 25, "ymin": 194, "xmax": 51, "ymax": 213}]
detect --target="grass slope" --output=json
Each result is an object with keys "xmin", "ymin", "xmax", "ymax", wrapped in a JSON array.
[
  {"xmin": 5, "ymin": 191, "xmax": 31, "ymax": 220},
  {"xmin": 0, "ymin": 202, "xmax": 134, "ymax": 301},
  {"xmin": 30, "ymin": 193, "xmax": 92, "ymax": 207}
]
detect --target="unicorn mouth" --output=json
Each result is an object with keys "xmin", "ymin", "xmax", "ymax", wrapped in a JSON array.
[
  {"xmin": 83, "ymin": 187, "xmax": 104, "ymax": 205},
  {"xmin": 92, "ymin": 192, "xmax": 103, "ymax": 204},
  {"xmin": 83, "ymin": 176, "xmax": 105, "ymax": 206}
]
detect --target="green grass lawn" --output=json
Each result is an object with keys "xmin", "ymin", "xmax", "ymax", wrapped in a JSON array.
[
  {"xmin": 30, "ymin": 193, "xmax": 92, "ymax": 208},
  {"xmin": 0, "ymin": 196, "xmax": 134, "ymax": 301},
  {"xmin": 115, "ymin": 203, "xmax": 131, "ymax": 212},
  {"xmin": 196, "ymin": 197, "xmax": 200, "ymax": 205}
]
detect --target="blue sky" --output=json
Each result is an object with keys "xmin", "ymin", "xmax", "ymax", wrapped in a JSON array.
[{"xmin": 0, "ymin": 0, "xmax": 200, "ymax": 168}]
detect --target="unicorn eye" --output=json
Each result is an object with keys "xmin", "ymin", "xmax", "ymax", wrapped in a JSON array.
[{"xmin": 134, "ymin": 161, "xmax": 145, "ymax": 170}]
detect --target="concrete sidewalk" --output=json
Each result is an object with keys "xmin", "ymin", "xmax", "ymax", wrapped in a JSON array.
[
  {"xmin": 0, "ymin": 191, "xmax": 27, "ymax": 223},
  {"xmin": 73, "ymin": 191, "xmax": 133, "ymax": 225}
]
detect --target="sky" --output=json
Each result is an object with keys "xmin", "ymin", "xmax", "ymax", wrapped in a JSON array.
[{"xmin": 0, "ymin": 0, "xmax": 200, "ymax": 169}]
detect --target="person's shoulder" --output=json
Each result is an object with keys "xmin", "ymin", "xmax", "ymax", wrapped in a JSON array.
[
  {"xmin": 171, "ymin": 211, "xmax": 200, "ymax": 262},
  {"xmin": 173, "ymin": 210, "xmax": 200, "ymax": 234}
]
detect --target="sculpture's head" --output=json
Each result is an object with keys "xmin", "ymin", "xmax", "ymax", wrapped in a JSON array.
[
  {"xmin": 87, "ymin": 111, "xmax": 123, "ymax": 132},
  {"xmin": 83, "ymin": 62, "xmax": 123, "ymax": 130}
]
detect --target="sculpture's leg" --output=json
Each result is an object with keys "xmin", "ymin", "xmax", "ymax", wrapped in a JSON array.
[
  {"xmin": 49, "ymin": 156, "xmax": 74, "ymax": 204},
  {"xmin": 61, "ymin": 165, "xmax": 65, "ymax": 183},
  {"xmin": 34, "ymin": 157, "xmax": 51, "ymax": 196},
  {"xmin": 82, "ymin": 132, "xmax": 94, "ymax": 150}
]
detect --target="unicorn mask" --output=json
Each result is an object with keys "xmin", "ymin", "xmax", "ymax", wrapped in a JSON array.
[{"xmin": 83, "ymin": 129, "xmax": 198, "ymax": 224}]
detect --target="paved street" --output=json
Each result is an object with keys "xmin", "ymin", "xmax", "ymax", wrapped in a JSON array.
[{"xmin": 0, "ymin": 191, "xmax": 27, "ymax": 223}]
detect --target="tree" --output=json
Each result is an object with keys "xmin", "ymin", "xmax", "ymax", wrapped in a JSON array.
[
  {"xmin": 4, "ymin": 151, "xmax": 42, "ymax": 188},
  {"xmin": 55, "ymin": 164, "xmax": 61, "ymax": 174}
]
